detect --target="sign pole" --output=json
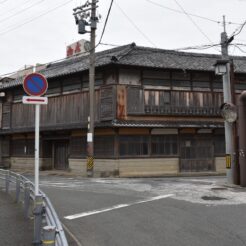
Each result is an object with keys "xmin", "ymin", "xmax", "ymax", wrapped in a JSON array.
[
  {"xmin": 34, "ymin": 104, "xmax": 40, "ymax": 196},
  {"xmin": 22, "ymin": 71, "xmax": 48, "ymax": 245}
]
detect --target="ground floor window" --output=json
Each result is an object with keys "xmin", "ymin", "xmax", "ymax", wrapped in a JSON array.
[
  {"xmin": 95, "ymin": 136, "xmax": 115, "ymax": 157},
  {"xmin": 70, "ymin": 135, "xmax": 115, "ymax": 158},
  {"xmin": 151, "ymin": 135, "xmax": 178, "ymax": 156},
  {"xmin": 11, "ymin": 139, "xmax": 34, "ymax": 157},
  {"xmin": 41, "ymin": 140, "xmax": 53, "ymax": 158},
  {"xmin": 70, "ymin": 136, "xmax": 86, "ymax": 158},
  {"xmin": 119, "ymin": 135, "xmax": 149, "ymax": 156},
  {"xmin": 214, "ymin": 135, "xmax": 225, "ymax": 156}
]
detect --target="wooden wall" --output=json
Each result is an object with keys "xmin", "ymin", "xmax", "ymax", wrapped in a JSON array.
[{"xmin": 11, "ymin": 90, "xmax": 101, "ymax": 129}]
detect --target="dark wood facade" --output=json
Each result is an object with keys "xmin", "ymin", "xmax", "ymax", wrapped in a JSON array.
[{"xmin": 1, "ymin": 44, "xmax": 246, "ymax": 175}]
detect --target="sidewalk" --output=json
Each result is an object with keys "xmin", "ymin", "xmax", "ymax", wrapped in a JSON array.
[{"xmin": 0, "ymin": 190, "xmax": 33, "ymax": 246}]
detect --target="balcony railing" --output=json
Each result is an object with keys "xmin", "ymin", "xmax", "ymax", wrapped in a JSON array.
[{"xmin": 144, "ymin": 105, "xmax": 221, "ymax": 116}]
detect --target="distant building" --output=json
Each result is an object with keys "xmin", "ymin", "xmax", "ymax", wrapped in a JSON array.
[{"xmin": 1, "ymin": 42, "xmax": 246, "ymax": 177}]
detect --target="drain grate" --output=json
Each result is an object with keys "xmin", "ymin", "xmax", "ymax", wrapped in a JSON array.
[{"xmin": 201, "ymin": 196, "xmax": 227, "ymax": 201}]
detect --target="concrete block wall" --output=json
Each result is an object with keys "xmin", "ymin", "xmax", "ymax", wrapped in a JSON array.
[
  {"xmin": 10, "ymin": 157, "xmax": 52, "ymax": 172},
  {"xmin": 215, "ymin": 157, "xmax": 226, "ymax": 174},
  {"xmin": 69, "ymin": 158, "xmax": 179, "ymax": 177},
  {"xmin": 119, "ymin": 158, "xmax": 179, "ymax": 177}
]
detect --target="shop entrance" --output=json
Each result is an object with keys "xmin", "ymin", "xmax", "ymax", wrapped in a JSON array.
[
  {"xmin": 54, "ymin": 140, "xmax": 69, "ymax": 170},
  {"xmin": 180, "ymin": 135, "xmax": 214, "ymax": 172}
]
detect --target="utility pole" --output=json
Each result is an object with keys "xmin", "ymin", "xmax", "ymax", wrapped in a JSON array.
[
  {"xmin": 73, "ymin": 0, "xmax": 98, "ymax": 177},
  {"xmin": 220, "ymin": 15, "xmax": 236, "ymax": 184}
]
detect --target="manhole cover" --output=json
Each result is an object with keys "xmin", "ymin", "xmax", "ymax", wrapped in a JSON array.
[
  {"xmin": 201, "ymin": 196, "xmax": 227, "ymax": 201},
  {"xmin": 211, "ymin": 187, "xmax": 228, "ymax": 191}
]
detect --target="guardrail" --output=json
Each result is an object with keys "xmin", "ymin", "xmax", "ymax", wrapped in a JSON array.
[{"xmin": 0, "ymin": 169, "xmax": 68, "ymax": 246}]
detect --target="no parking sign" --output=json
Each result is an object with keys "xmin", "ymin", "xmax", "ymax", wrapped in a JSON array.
[{"xmin": 23, "ymin": 73, "xmax": 48, "ymax": 97}]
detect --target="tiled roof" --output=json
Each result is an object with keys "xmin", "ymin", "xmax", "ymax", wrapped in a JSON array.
[
  {"xmin": 111, "ymin": 119, "xmax": 224, "ymax": 128},
  {"xmin": 2, "ymin": 42, "xmax": 246, "ymax": 89}
]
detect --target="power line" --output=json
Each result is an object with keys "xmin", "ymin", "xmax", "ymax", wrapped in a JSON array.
[
  {"xmin": 99, "ymin": 42, "xmax": 120, "ymax": 47},
  {"xmin": 145, "ymin": 0, "xmax": 219, "ymax": 24},
  {"xmin": 174, "ymin": 43, "xmax": 221, "ymax": 51},
  {"xmin": 98, "ymin": 0, "xmax": 114, "ymax": 44},
  {"xmin": 230, "ymin": 20, "xmax": 246, "ymax": 38},
  {"xmin": 0, "ymin": 0, "xmax": 36, "ymax": 17},
  {"xmin": 114, "ymin": 2, "xmax": 157, "ymax": 48},
  {"xmin": 0, "ymin": 0, "xmax": 45, "ymax": 24},
  {"xmin": 145, "ymin": 0, "xmax": 241, "ymax": 26},
  {"xmin": 0, "ymin": 0, "xmax": 74, "ymax": 36},
  {"xmin": 234, "ymin": 44, "xmax": 246, "ymax": 54},
  {"xmin": 173, "ymin": 0, "xmax": 219, "ymax": 52}
]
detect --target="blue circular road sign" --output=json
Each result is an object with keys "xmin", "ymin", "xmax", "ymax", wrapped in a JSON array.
[{"xmin": 23, "ymin": 73, "xmax": 48, "ymax": 96}]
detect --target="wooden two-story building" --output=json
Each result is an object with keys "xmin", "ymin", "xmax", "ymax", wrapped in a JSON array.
[{"xmin": 1, "ymin": 42, "xmax": 246, "ymax": 177}]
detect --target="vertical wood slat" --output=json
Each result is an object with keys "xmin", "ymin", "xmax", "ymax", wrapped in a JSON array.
[
  {"xmin": 100, "ymin": 85, "xmax": 116, "ymax": 121},
  {"xmin": 127, "ymin": 86, "xmax": 144, "ymax": 114},
  {"xmin": 145, "ymin": 90, "xmax": 222, "ymax": 108},
  {"xmin": 2, "ymin": 102, "xmax": 11, "ymax": 129},
  {"xmin": 11, "ymin": 90, "xmax": 100, "ymax": 129},
  {"xmin": 0, "ymin": 102, "xmax": 2, "ymax": 129}
]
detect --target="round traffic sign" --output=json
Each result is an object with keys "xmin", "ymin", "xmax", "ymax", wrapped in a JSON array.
[{"xmin": 23, "ymin": 73, "xmax": 48, "ymax": 96}]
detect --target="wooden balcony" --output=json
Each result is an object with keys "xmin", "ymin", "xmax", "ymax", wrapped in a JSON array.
[{"xmin": 144, "ymin": 105, "xmax": 221, "ymax": 116}]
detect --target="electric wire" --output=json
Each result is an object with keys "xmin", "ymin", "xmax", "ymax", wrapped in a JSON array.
[
  {"xmin": 145, "ymin": 0, "xmax": 241, "ymax": 26},
  {"xmin": 145, "ymin": 0, "xmax": 219, "ymax": 24},
  {"xmin": 234, "ymin": 44, "xmax": 246, "ymax": 54},
  {"xmin": 230, "ymin": 20, "xmax": 246, "ymax": 38},
  {"xmin": 173, "ymin": 0, "xmax": 219, "ymax": 53},
  {"xmin": 0, "ymin": 0, "xmax": 45, "ymax": 24},
  {"xmin": 0, "ymin": 0, "xmax": 116, "ymax": 77},
  {"xmin": 0, "ymin": 0, "xmax": 34, "ymax": 17},
  {"xmin": 0, "ymin": 0, "xmax": 74, "ymax": 36},
  {"xmin": 98, "ymin": 0, "xmax": 114, "ymax": 44},
  {"xmin": 174, "ymin": 43, "xmax": 221, "ymax": 51},
  {"xmin": 99, "ymin": 42, "xmax": 120, "ymax": 47},
  {"xmin": 114, "ymin": 1, "xmax": 157, "ymax": 48}
]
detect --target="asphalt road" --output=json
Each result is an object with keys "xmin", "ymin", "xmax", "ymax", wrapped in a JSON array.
[{"xmin": 37, "ymin": 176, "xmax": 246, "ymax": 246}]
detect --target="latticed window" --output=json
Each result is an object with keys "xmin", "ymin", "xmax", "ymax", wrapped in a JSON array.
[
  {"xmin": 151, "ymin": 135, "xmax": 178, "ymax": 156},
  {"xmin": 214, "ymin": 135, "xmax": 225, "ymax": 156},
  {"xmin": 70, "ymin": 136, "xmax": 86, "ymax": 158},
  {"xmin": 94, "ymin": 136, "xmax": 115, "ymax": 157},
  {"xmin": 62, "ymin": 77, "xmax": 81, "ymax": 93},
  {"xmin": 119, "ymin": 135, "xmax": 149, "ymax": 156},
  {"xmin": 11, "ymin": 139, "xmax": 34, "ymax": 157}
]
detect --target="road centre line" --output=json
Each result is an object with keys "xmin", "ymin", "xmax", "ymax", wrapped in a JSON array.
[{"xmin": 64, "ymin": 194, "xmax": 174, "ymax": 220}]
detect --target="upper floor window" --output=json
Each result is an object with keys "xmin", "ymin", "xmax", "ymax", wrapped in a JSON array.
[
  {"xmin": 192, "ymin": 72, "xmax": 211, "ymax": 91},
  {"xmin": 46, "ymin": 80, "xmax": 61, "ymax": 96},
  {"xmin": 13, "ymin": 88, "xmax": 24, "ymax": 102},
  {"xmin": 119, "ymin": 69, "xmax": 141, "ymax": 85},
  {"xmin": 82, "ymin": 73, "xmax": 103, "ymax": 88},
  {"xmin": 142, "ymin": 70, "xmax": 170, "ymax": 88},
  {"xmin": 62, "ymin": 76, "xmax": 81, "ymax": 93},
  {"xmin": 172, "ymin": 71, "xmax": 191, "ymax": 90},
  {"xmin": 212, "ymin": 75, "xmax": 223, "ymax": 91}
]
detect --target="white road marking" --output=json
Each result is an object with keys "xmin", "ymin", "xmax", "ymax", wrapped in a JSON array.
[{"xmin": 64, "ymin": 194, "xmax": 174, "ymax": 220}]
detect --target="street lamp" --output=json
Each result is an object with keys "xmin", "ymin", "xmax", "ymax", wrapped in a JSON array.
[{"xmin": 214, "ymin": 59, "xmax": 229, "ymax": 75}]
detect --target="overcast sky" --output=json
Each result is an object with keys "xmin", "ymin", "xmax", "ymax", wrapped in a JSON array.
[{"xmin": 1, "ymin": 0, "xmax": 246, "ymax": 76}]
